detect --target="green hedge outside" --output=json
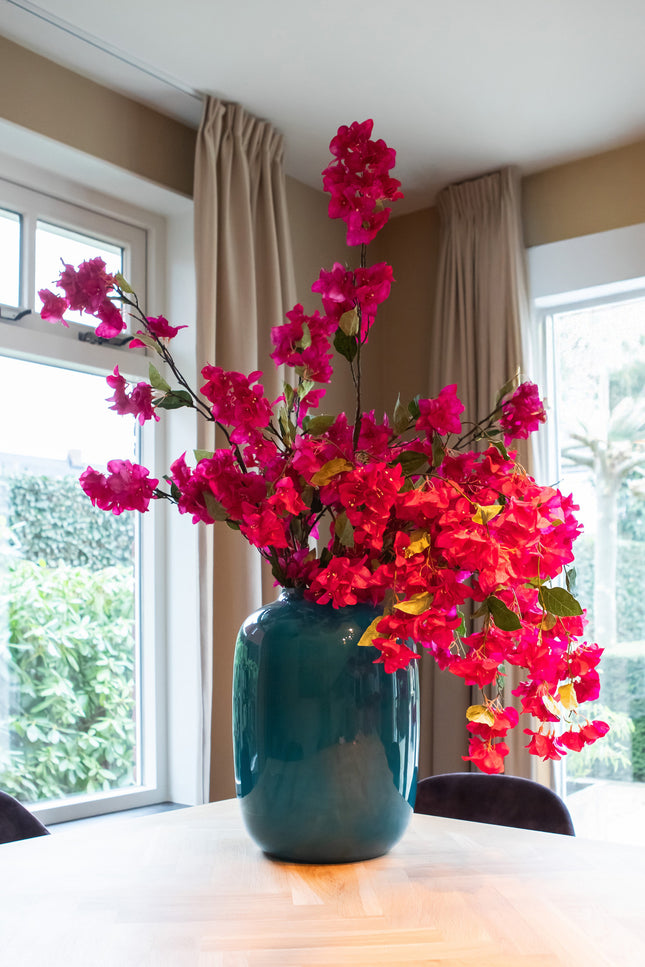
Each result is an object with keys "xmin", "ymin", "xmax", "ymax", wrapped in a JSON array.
[
  {"xmin": 0, "ymin": 472, "xmax": 137, "ymax": 802},
  {"xmin": 0, "ymin": 559, "xmax": 137, "ymax": 801},
  {"xmin": 6, "ymin": 473, "xmax": 134, "ymax": 569}
]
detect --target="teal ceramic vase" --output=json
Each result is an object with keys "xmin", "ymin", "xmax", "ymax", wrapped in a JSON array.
[{"xmin": 232, "ymin": 589, "xmax": 419, "ymax": 863}]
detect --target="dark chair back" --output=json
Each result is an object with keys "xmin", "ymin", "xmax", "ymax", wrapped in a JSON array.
[
  {"xmin": 0, "ymin": 791, "xmax": 50, "ymax": 844},
  {"xmin": 414, "ymin": 772, "xmax": 575, "ymax": 836}
]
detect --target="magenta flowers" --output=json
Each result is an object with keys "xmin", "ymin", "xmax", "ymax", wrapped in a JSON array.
[
  {"xmin": 80, "ymin": 460, "xmax": 159, "ymax": 515},
  {"xmin": 40, "ymin": 119, "xmax": 607, "ymax": 774}
]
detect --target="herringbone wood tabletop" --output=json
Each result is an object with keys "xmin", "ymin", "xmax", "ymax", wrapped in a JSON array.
[{"xmin": 1, "ymin": 798, "xmax": 642, "ymax": 966}]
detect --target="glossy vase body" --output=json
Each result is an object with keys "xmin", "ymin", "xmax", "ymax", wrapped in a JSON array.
[{"xmin": 232, "ymin": 590, "xmax": 419, "ymax": 863}]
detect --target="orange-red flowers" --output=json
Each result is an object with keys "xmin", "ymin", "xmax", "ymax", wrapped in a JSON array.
[{"xmin": 40, "ymin": 121, "xmax": 608, "ymax": 775}]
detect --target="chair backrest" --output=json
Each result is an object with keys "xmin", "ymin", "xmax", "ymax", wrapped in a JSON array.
[
  {"xmin": 0, "ymin": 791, "xmax": 50, "ymax": 844},
  {"xmin": 414, "ymin": 772, "xmax": 575, "ymax": 836}
]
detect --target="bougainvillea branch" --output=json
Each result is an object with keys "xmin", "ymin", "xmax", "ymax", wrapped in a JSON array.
[{"xmin": 39, "ymin": 118, "xmax": 608, "ymax": 773}]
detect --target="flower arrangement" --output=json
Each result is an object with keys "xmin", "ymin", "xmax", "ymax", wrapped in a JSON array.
[{"xmin": 40, "ymin": 119, "xmax": 608, "ymax": 774}]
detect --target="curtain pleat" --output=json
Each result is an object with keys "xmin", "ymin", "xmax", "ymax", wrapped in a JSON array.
[
  {"xmin": 193, "ymin": 97, "xmax": 296, "ymax": 801},
  {"xmin": 425, "ymin": 166, "xmax": 537, "ymax": 780}
]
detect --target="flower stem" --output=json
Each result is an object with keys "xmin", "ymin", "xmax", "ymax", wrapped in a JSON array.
[{"xmin": 352, "ymin": 244, "xmax": 367, "ymax": 451}]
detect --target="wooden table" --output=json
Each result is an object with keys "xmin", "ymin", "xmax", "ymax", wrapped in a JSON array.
[{"xmin": 1, "ymin": 798, "xmax": 642, "ymax": 966}]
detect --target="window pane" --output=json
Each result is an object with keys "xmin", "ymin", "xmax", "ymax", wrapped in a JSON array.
[
  {"xmin": 35, "ymin": 222, "xmax": 123, "ymax": 327},
  {"xmin": 554, "ymin": 296, "xmax": 645, "ymax": 842},
  {"xmin": 0, "ymin": 209, "xmax": 21, "ymax": 308},
  {"xmin": 0, "ymin": 355, "xmax": 141, "ymax": 806}
]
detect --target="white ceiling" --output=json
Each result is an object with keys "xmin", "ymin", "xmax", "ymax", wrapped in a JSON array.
[{"xmin": 2, "ymin": 0, "xmax": 645, "ymax": 213}]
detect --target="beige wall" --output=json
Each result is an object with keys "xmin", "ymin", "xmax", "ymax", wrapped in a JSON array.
[
  {"xmin": 523, "ymin": 139, "xmax": 645, "ymax": 248},
  {"xmin": 0, "ymin": 35, "xmax": 195, "ymax": 198},
  {"xmin": 368, "ymin": 206, "xmax": 441, "ymax": 416},
  {"xmin": 369, "ymin": 135, "xmax": 645, "ymax": 411}
]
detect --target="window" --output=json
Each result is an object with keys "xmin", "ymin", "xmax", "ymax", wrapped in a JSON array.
[
  {"xmin": 0, "ymin": 176, "xmax": 165, "ymax": 822},
  {"xmin": 0, "ymin": 208, "xmax": 20, "ymax": 308},
  {"xmin": 530, "ymin": 226, "xmax": 645, "ymax": 845}
]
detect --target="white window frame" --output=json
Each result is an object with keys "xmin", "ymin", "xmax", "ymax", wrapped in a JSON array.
[
  {"xmin": 527, "ymin": 222, "xmax": 645, "ymax": 803},
  {"xmin": 0, "ymin": 174, "xmax": 170, "ymax": 824},
  {"xmin": 527, "ymin": 222, "xmax": 645, "ymax": 488}
]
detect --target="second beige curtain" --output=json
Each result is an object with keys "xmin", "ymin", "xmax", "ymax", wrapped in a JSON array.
[
  {"xmin": 424, "ymin": 166, "xmax": 534, "ymax": 779},
  {"xmin": 193, "ymin": 97, "xmax": 296, "ymax": 801}
]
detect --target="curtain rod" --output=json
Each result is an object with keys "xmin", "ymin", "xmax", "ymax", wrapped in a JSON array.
[{"xmin": 5, "ymin": 0, "xmax": 202, "ymax": 101}]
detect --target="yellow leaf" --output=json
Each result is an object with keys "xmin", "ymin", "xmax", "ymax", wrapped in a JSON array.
[
  {"xmin": 357, "ymin": 616, "xmax": 384, "ymax": 647},
  {"xmin": 310, "ymin": 458, "xmax": 353, "ymax": 486},
  {"xmin": 558, "ymin": 683, "xmax": 578, "ymax": 710},
  {"xmin": 404, "ymin": 530, "xmax": 431, "ymax": 557},
  {"xmin": 466, "ymin": 704, "xmax": 496, "ymax": 726},
  {"xmin": 339, "ymin": 308, "xmax": 359, "ymax": 336},
  {"xmin": 540, "ymin": 612, "xmax": 558, "ymax": 631},
  {"xmin": 394, "ymin": 592, "xmax": 432, "ymax": 615},
  {"xmin": 542, "ymin": 692, "xmax": 562, "ymax": 718},
  {"xmin": 472, "ymin": 503, "xmax": 503, "ymax": 525}
]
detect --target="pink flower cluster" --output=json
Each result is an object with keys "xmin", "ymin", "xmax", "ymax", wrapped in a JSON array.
[
  {"xmin": 39, "ymin": 257, "xmax": 124, "ymax": 338},
  {"xmin": 80, "ymin": 460, "xmax": 159, "ymax": 515},
  {"xmin": 40, "ymin": 119, "xmax": 608, "ymax": 774},
  {"xmin": 500, "ymin": 381, "xmax": 547, "ymax": 445},
  {"xmin": 322, "ymin": 119, "xmax": 403, "ymax": 245},
  {"xmin": 107, "ymin": 366, "xmax": 159, "ymax": 425}
]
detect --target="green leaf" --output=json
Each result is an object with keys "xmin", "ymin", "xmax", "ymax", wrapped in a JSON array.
[
  {"xmin": 455, "ymin": 608, "xmax": 467, "ymax": 638},
  {"xmin": 487, "ymin": 595, "xmax": 522, "ymax": 631},
  {"xmin": 408, "ymin": 396, "xmax": 421, "ymax": 420},
  {"xmin": 203, "ymin": 491, "xmax": 229, "ymax": 522},
  {"xmin": 298, "ymin": 378, "xmax": 315, "ymax": 399},
  {"xmin": 432, "ymin": 434, "xmax": 445, "ymax": 468},
  {"xmin": 299, "ymin": 326, "xmax": 312, "ymax": 350},
  {"xmin": 128, "ymin": 332, "xmax": 160, "ymax": 354},
  {"xmin": 489, "ymin": 438, "xmax": 510, "ymax": 460},
  {"xmin": 334, "ymin": 328, "xmax": 358, "ymax": 362},
  {"xmin": 334, "ymin": 512, "xmax": 355, "ymax": 548},
  {"xmin": 283, "ymin": 382, "xmax": 295, "ymax": 408},
  {"xmin": 495, "ymin": 374, "xmax": 519, "ymax": 409},
  {"xmin": 391, "ymin": 449, "xmax": 428, "ymax": 475},
  {"xmin": 303, "ymin": 414, "xmax": 336, "ymax": 436},
  {"xmin": 155, "ymin": 390, "xmax": 193, "ymax": 410},
  {"xmin": 193, "ymin": 449, "xmax": 214, "ymax": 463},
  {"xmin": 538, "ymin": 585, "xmax": 584, "ymax": 617},
  {"xmin": 393, "ymin": 395, "xmax": 410, "ymax": 435},
  {"xmin": 114, "ymin": 272, "xmax": 134, "ymax": 294},
  {"xmin": 148, "ymin": 363, "xmax": 171, "ymax": 393},
  {"xmin": 278, "ymin": 405, "xmax": 295, "ymax": 443}
]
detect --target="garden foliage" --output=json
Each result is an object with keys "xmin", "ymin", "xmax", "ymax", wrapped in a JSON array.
[{"xmin": 0, "ymin": 473, "xmax": 136, "ymax": 802}]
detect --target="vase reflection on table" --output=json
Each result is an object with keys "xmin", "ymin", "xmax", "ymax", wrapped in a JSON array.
[{"xmin": 233, "ymin": 589, "xmax": 418, "ymax": 863}]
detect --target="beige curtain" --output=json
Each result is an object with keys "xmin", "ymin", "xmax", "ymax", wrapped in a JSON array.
[
  {"xmin": 425, "ymin": 166, "xmax": 537, "ymax": 780},
  {"xmin": 193, "ymin": 97, "xmax": 296, "ymax": 802}
]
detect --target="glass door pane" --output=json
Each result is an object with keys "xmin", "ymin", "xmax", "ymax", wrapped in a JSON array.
[
  {"xmin": 0, "ymin": 355, "xmax": 141, "ymax": 805},
  {"xmin": 0, "ymin": 209, "xmax": 21, "ymax": 308},
  {"xmin": 554, "ymin": 296, "xmax": 645, "ymax": 843}
]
